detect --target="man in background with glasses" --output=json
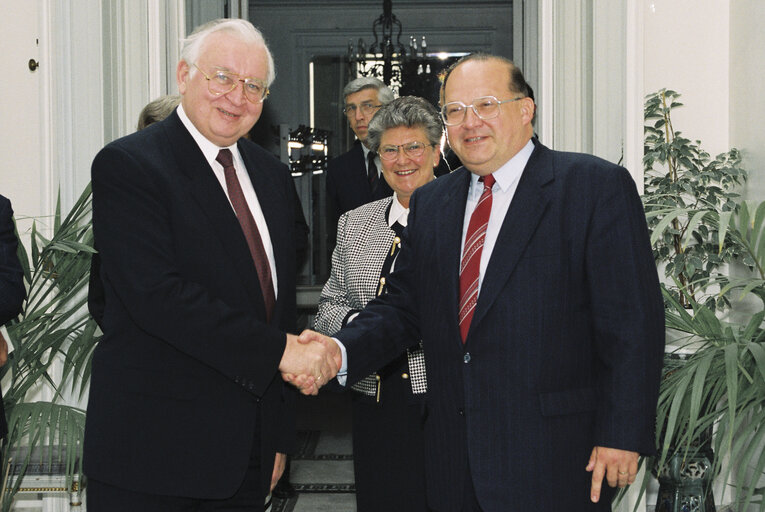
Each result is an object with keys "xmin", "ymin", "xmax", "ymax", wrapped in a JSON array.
[
  {"xmin": 294, "ymin": 53, "xmax": 664, "ymax": 511},
  {"xmin": 85, "ymin": 18, "xmax": 339, "ymax": 512},
  {"xmin": 326, "ymin": 77, "xmax": 395, "ymax": 238}
]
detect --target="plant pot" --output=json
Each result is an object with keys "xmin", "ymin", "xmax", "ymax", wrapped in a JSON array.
[{"xmin": 655, "ymin": 451, "xmax": 716, "ymax": 512}]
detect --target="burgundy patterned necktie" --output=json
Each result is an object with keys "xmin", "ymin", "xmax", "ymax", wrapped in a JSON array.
[
  {"xmin": 458, "ymin": 173, "xmax": 496, "ymax": 343},
  {"xmin": 216, "ymin": 148, "xmax": 276, "ymax": 321}
]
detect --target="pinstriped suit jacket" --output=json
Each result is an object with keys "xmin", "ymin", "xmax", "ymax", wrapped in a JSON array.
[{"xmin": 334, "ymin": 141, "xmax": 665, "ymax": 511}]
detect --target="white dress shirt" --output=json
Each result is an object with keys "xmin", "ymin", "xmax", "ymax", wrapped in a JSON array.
[
  {"xmin": 388, "ymin": 192, "xmax": 409, "ymax": 228},
  {"xmin": 177, "ymin": 104, "xmax": 278, "ymax": 297},
  {"xmin": 460, "ymin": 139, "xmax": 534, "ymax": 296}
]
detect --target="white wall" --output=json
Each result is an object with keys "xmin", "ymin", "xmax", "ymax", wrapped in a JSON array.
[
  {"xmin": 730, "ymin": 0, "xmax": 765, "ymax": 201},
  {"xmin": 643, "ymin": 0, "xmax": 730, "ymax": 157}
]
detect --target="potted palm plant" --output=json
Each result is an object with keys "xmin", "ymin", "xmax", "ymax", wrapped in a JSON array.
[
  {"xmin": 0, "ymin": 185, "xmax": 99, "ymax": 510},
  {"xmin": 623, "ymin": 89, "xmax": 765, "ymax": 511},
  {"xmin": 649, "ymin": 200, "xmax": 765, "ymax": 511}
]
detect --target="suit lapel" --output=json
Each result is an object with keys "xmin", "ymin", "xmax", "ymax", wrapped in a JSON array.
[
  {"xmin": 434, "ymin": 169, "xmax": 472, "ymax": 337},
  {"xmin": 469, "ymin": 143, "xmax": 553, "ymax": 335},
  {"xmin": 163, "ymin": 114, "xmax": 266, "ymax": 316}
]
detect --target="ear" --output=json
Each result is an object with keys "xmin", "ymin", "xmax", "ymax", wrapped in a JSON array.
[
  {"xmin": 177, "ymin": 60, "xmax": 190, "ymax": 94},
  {"xmin": 432, "ymin": 147, "xmax": 441, "ymax": 168},
  {"xmin": 520, "ymin": 98, "xmax": 535, "ymax": 124}
]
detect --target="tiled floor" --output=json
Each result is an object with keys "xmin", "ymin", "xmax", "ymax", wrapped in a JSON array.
[{"xmin": 270, "ymin": 391, "xmax": 357, "ymax": 512}]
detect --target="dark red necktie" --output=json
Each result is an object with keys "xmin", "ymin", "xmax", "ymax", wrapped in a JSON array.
[
  {"xmin": 216, "ymin": 149, "xmax": 276, "ymax": 321},
  {"xmin": 458, "ymin": 174, "xmax": 495, "ymax": 343}
]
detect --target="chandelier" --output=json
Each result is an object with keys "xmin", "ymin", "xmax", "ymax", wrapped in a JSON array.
[{"xmin": 346, "ymin": 0, "xmax": 428, "ymax": 88}]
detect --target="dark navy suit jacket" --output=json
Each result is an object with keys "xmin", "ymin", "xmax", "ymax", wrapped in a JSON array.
[
  {"xmin": 84, "ymin": 111, "xmax": 299, "ymax": 499},
  {"xmin": 326, "ymin": 142, "xmax": 393, "ymax": 235},
  {"xmin": 336, "ymin": 141, "xmax": 665, "ymax": 511}
]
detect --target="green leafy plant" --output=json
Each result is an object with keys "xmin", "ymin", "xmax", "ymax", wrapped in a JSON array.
[
  {"xmin": 623, "ymin": 199, "xmax": 765, "ymax": 511},
  {"xmin": 643, "ymin": 88, "xmax": 747, "ymax": 310},
  {"xmin": 0, "ymin": 185, "xmax": 99, "ymax": 510}
]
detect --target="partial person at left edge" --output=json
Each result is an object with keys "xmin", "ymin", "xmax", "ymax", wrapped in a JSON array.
[
  {"xmin": 84, "ymin": 18, "xmax": 339, "ymax": 512},
  {"xmin": 0, "ymin": 194, "xmax": 26, "ymax": 439}
]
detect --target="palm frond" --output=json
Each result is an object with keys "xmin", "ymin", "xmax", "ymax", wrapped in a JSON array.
[{"xmin": 1, "ymin": 185, "xmax": 98, "ymax": 511}]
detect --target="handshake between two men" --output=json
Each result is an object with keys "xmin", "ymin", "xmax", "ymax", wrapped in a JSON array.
[{"xmin": 278, "ymin": 330, "xmax": 341, "ymax": 395}]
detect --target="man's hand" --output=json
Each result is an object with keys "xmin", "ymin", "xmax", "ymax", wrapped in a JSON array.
[
  {"xmin": 279, "ymin": 331, "xmax": 340, "ymax": 395},
  {"xmin": 586, "ymin": 446, "xmax": 638, "ymax": 503},
  {"xmin": 270, "ymin": 452, "xmax": 286, "ymax": 492},
  {"xmin": 0, "ymin": 331, "xmax": 8, "ymax": 367}
]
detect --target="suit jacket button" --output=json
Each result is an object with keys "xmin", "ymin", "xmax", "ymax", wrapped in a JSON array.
[
  {"xmin": 458, "ymin": 408, "xmax": 465, "ymax": 416},
  {"xmin": 401, "ymin": 373, "xmax": 409, "ymax": 379},
  {"xmin": 463, "ymin": 352, "xmax": 471, "ymax": 363}
]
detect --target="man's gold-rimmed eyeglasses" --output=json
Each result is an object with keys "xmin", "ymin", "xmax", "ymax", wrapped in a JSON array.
[
  {"xmin": 378, "ymin": 141, "xmax": 434, "ymax": 161},
  {"xmin": 194, "ymin": 64, "xmax": 269, "ymax": 103},
  {"xmin": 441, "ymin": 96, "xmax": 524, "ymax": 126},
  {"xmin": 343, "ymin": 102, "xmax": 382, "ymax": 117}
]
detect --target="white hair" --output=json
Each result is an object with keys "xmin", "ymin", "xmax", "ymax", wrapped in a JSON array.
[{"xmin": 180, "ymin": 18, "xmax": 276, "ymax": 86}]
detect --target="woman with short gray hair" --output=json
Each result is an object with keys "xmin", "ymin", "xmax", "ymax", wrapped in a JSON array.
[{"xmin": 315, "ymin": 96, "xmax": 442, "ymax": 511}]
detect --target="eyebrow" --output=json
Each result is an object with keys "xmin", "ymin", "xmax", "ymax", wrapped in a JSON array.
[{"xmin": 210, "ymin": 66, "xmax": 262, "ymax": 81}]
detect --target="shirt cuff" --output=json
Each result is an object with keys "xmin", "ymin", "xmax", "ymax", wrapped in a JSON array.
[{"xmin": 333, "ymin": 337, "xmax": 348, "ymax": 386}]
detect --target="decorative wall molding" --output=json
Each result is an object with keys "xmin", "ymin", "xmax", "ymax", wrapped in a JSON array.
[
  {"xmin": 624, "ymin": 0, "xmax": 645, "ymax": 191},
  {"xmin": 538, "ymin": 0, "xmax": 553, "ymax": 147},
  {"xmin": 49, "ymin": 0, "xmax": 105, "ymax": 211}
]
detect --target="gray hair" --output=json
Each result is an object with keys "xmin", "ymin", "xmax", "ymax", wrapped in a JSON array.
[
  {"xmin": 180, "ymin": 18, "xmax": 276, "ymax": 86},
  {"xmin": 137, "ymin": 94, "xmax": 180, "ymax": 131},
  {"xmin": 343, "ymin": 77, "xmax": 394, "ymax": 105},
  {"xmin": 366, "ymin": 96, "xmax": 443, "ymax": 153}
]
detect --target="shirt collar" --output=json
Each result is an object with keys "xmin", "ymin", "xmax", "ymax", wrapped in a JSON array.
[
  {"xmin": 177, "ymin": 103, "xmax": 239, "ymax": 164},
  {"xmin": 388, "ymin": 193, "xmax": 410, "ymax": 227},
  {"xmin": 360, "ymin": 142, "xmax": 375, "ymax": 160},
  {"xmin": 469, "ymin": 139, "xmax": 535, "ymax": 192}
]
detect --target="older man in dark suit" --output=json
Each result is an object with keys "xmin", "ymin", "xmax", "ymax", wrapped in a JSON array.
[
  {"xmin": 84, "ymin": 19, "xmax": 339, "ymax": 512},
  {"xmin": 0, "ymin": 194, "xmax": 25, "ymax": 439},
  {"xmin": 295, "ymin": 54, "xmax": 664, "ymax": 511}
]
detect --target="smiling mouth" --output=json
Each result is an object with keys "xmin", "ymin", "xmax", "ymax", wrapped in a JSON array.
[
  {"xmin": 465, "ymin": 136, "xmax": 486, "ymax": 143},
  {"xmin": 394, "ymin": 169, "xmax": 417, "ymax": 176},
  {"xmin": 218, "ymin": 107, "xmax": 239, "ymax": 119}
]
